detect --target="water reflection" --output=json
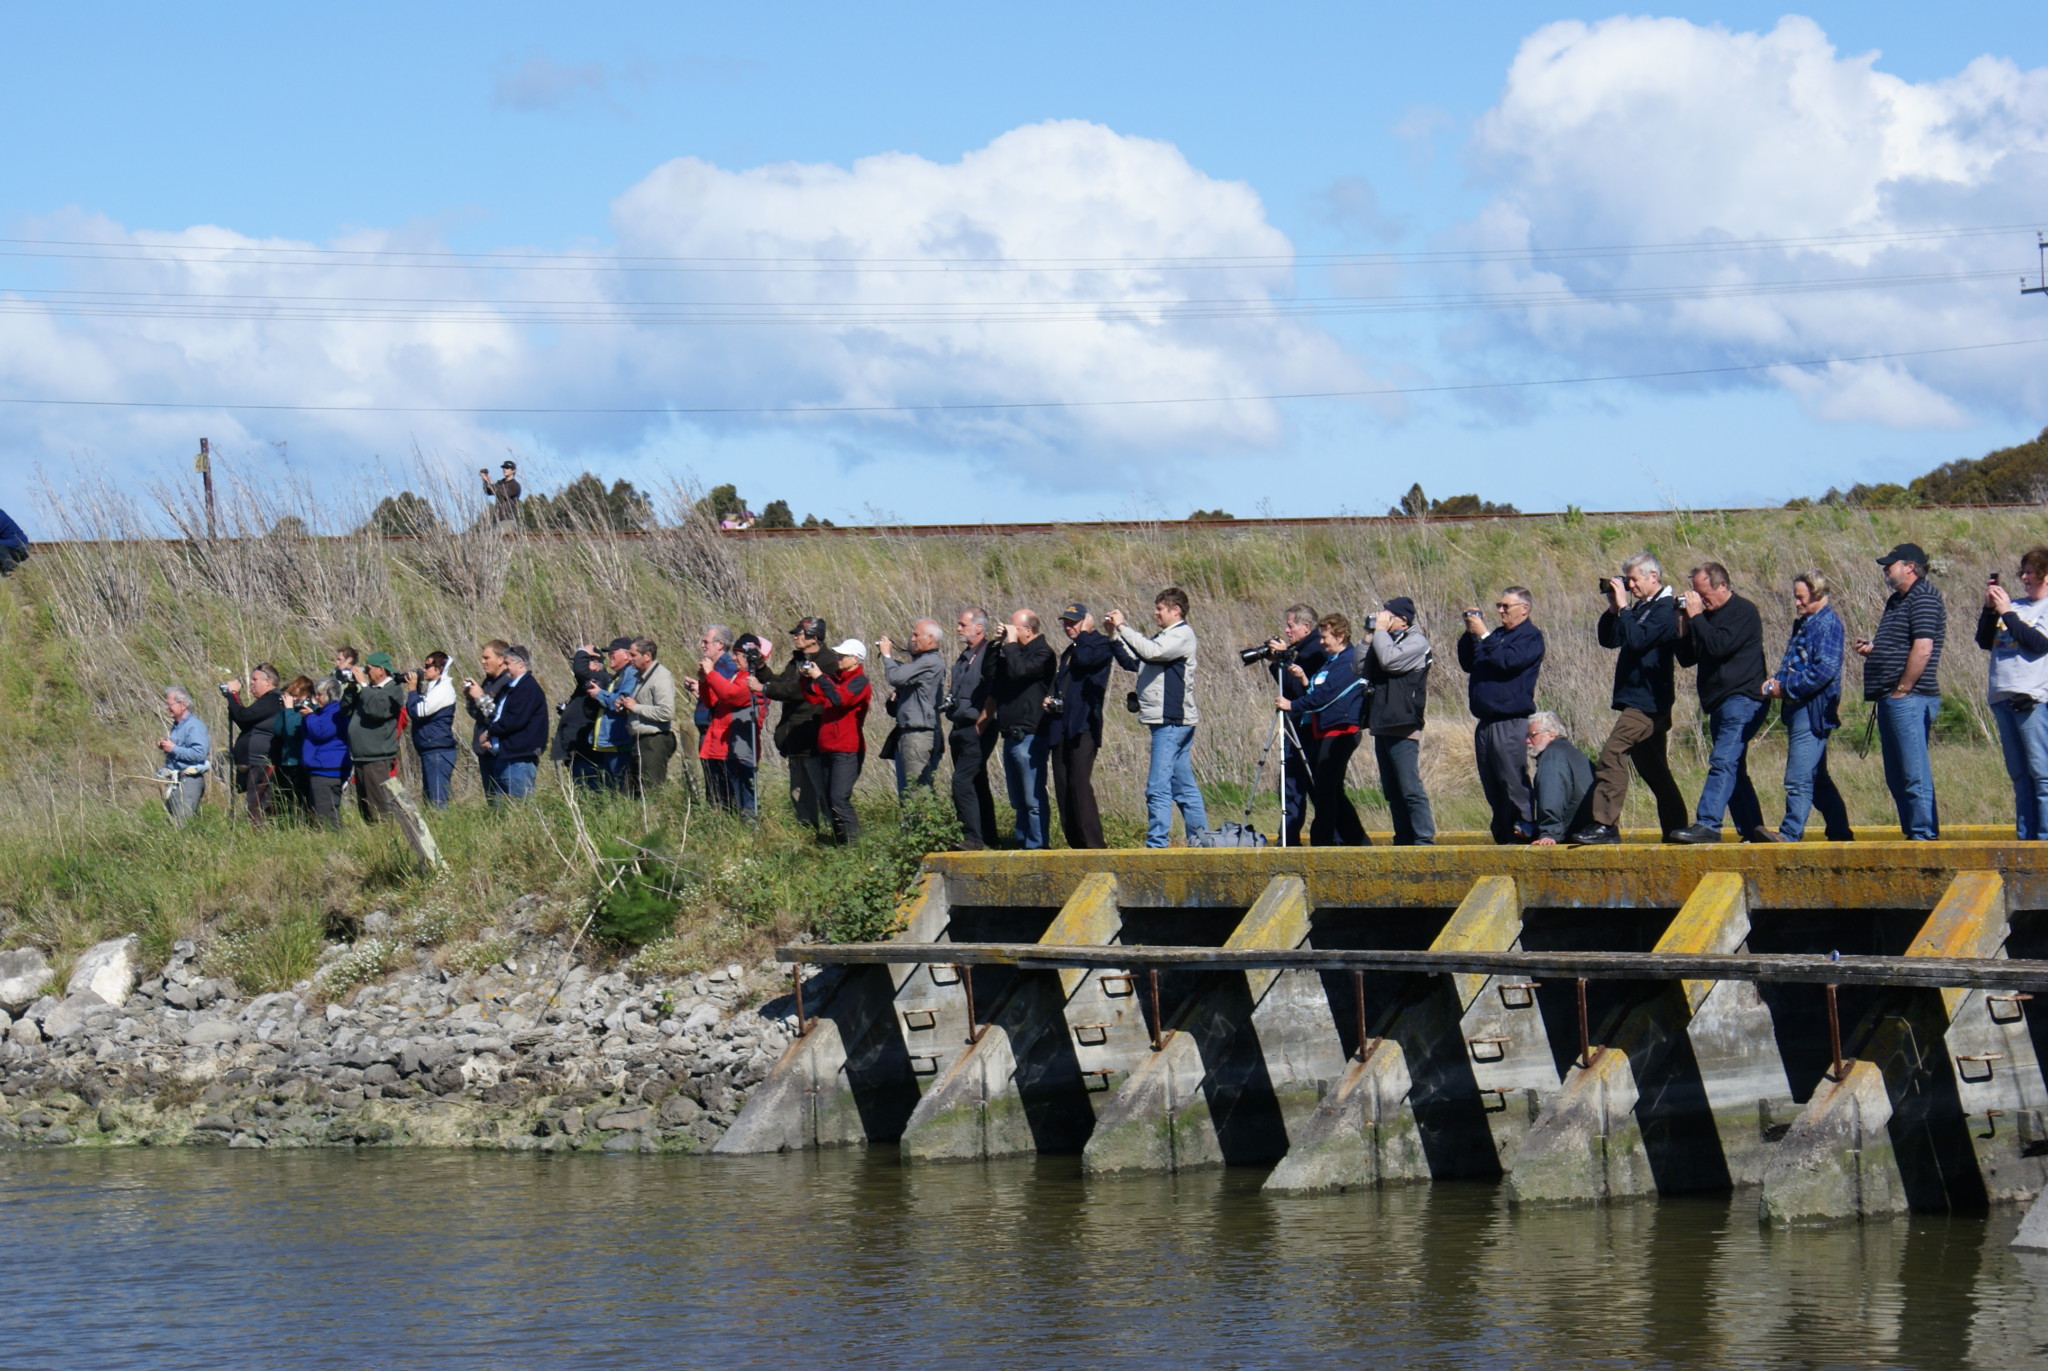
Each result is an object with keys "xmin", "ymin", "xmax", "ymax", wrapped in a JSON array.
[{"xmin": 0, "ymin": 1149, "xmax": 2040, "ymax": 1368}]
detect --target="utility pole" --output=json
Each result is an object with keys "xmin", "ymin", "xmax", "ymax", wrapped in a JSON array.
[
  {"xmin": 2023, "ymin": 233, "xmax": 2048, "ymax": 298},
  {"xmin": 195, "ymin": 437, "xmax": 217, "ymax": 540}
]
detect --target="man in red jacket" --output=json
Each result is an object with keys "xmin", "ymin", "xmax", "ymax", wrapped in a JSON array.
[
  {"xmin": 802, "ymin": 638, "xmax": 872, "ymax": 843},
  {"xmin": 692, "ymin": 625, "xmax": 755, "ymax": 814}
]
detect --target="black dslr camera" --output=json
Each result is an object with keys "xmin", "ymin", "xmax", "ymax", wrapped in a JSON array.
[
  {"xmin": 1239, "ymin": 641, "xmax": 1296, "ymax": 668},
  {"xmin": 740, "ymin": 642, "xmax": 767, "ymax": 674}
]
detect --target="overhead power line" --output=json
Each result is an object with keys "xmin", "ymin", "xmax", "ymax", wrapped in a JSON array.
[
  {"xmin": 0, "ymin": 221, "xmax": 2037, "ymax": 274},
  {"xmin": 0, "ymin": 267, "xmax": 2012, "ymax": 327},
  {"xmin": 0, "ymin": 337, "xmax": 2039, "ymax": 417}
]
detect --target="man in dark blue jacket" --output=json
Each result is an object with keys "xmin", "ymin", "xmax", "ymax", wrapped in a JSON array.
[
  {"xmin": 0, "ymin": 506, "xmax": 28, "ymax": 575},
  {"xmin": 468, "ymin": 645, "xmax": 548, "ymax": 801},
  {"xmin": 1047, "ymin": 604, "xmax": 1117, "ymax": 849},
  {"xmin": 1277, "ymin": 613, "xmax": 1368, "ymax": 845},
  {"xmin": 1576, "ymin": 553, "xmax": 1689, "ymax": 843},
  {"xmin": 1457, "ymin": 586, "xmax": 1545, "ymax": 844}
]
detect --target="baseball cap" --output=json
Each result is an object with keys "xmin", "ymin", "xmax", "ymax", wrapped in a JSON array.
[
  {"xmin": 789, "ymin": 615, "xmax": 828, "ymax": 640},
  {"xmin": 831, "ymin": 638, "xmax": 868, "ymax": 662},
  {"xmin": 500, "ymin": 460, "xmax": 517, "ymax": 471},
  {"xmin": 605, "ymin": 636, "xmax": 635, "ymax": 653},
  {"xmin": 1059, "ymin": 602, "xmax": 1088, "ymax": 622},
  {"xmin": 1383, "ymin": 596, "xmax": 1417, "ymax": 623},
  {"xmin": 1876, "ymin": 542, "xmax": 1928, "ymax": 568},
  {"xmin": 366, "ymin": 651, "xmax": 394, "ymax": 670}
]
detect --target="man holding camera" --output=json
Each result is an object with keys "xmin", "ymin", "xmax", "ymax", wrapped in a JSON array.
[
  {"xmin": 464, "ymin": 640, "xmax": 512, "ymax": 792},
  {"xmin": 687, "ymin": 625, "xmax": 756, "ymax": 814},
  {"xmin": 481, "ymin": 461, "xmax": 522, "ymax": 523},
  {"xmin": 1047, "ymin": 604, "xmax": 1116, "ymax": 849},
  {"xmin": 344, "ymin": 652, "xmax": 407, "ymax": 824},
  {"xmin": 1109, "ymin": 587, "xmax": 1208, "ymax": 848},
  {"xmin": 944, "ymin": 608, "xmax": 997, "ymax": 849},
  {"xmin": 467, "ymin": 646, "xmax": 547, "ymax": 801},
  {"xmin": 1668, "ymin": 563, "xmax": 1769, "ymax": 843},
  {"xmin": 877, "ymin": 619, "xmax": 946, "ymax": 797},
  {"xmin": 1575, "ymin": 553, "xmax": 1689, "ymax": 844},
  {"xmin": 1363, "ymin": 598, "xmax": 1435, "ymax": 846},
  {"xmin": 757, "ymin": 616, "xmax": 831, "ymax": 829},
  {"xmin": 221, "ymin": 665, "xmax": 284, "ymax": 827},
  {"xmin": 403, "ymin": 651, "xmax": 459, "ymax": 808},
  {"xmin": 562, "ymin": 639, "xmax": 632, "ymax": 790},
  {"xmin": 616, "ymin": 637, "xmax": 678, "ymax": 795},
  {"xmin": 1458, "ymin": 586, "xmax": 1545, "ymax": 844},
  {"xmin": 1254, "ymin": 604, "xmax": 1324, "ymax": 845},
  {"xmin": 985, "ymin": 610, "xmax": 1058, "ymax": 849}
]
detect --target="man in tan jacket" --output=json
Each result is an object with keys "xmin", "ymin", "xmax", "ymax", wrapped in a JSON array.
[{"xmin": 617, "ymin": 637, "xmax": 679, "ymax": 793}]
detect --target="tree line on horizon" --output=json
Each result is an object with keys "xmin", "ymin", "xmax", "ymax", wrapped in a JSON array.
[{"xmin": 1790, "ymin": 426, "xmax": 2048, "ymax": 510}]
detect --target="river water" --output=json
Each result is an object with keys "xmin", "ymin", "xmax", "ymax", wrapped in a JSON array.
[{"xmin": 1, "ymin": 1148, "xmax": 2043, "ymax": 1368}]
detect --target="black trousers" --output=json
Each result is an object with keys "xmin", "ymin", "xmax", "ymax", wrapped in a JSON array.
[
  {"xmin": 822, "ymin": 751, "xmax": 862, "ymax": 843},
  {"xmin": 1308, "ymin": 732, "xmax": 1369, "ymax": 846},
  {"xmin": 948, "ymin": 720, "xmax": 997, "ymax": 849},
  {"xmin": 1051, "ymin": 731, "xmax": 1106, "ymax": 849},
  {"xmin": 235, "ymin": 762, "xmax": 273, "ymax": 828}
]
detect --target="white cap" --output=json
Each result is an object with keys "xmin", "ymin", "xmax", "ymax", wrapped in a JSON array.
[{"xmin": 831, "ymin": 638, "xmax": 868, "ymax": 662}]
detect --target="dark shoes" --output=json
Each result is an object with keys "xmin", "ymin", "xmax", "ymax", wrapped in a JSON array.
[
  {"xmin": 1666, "ymin": 823, "xmax": 1722, "ymax": 844},
  {"xmin": 1748, "ymin": 827, "xmax": 1789, "ymax": 843},
  {"xmin": 1568, "ymin": 824, "xmax": 1621, "ymax": 845}
]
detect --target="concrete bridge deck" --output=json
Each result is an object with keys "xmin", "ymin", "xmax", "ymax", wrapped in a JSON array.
[{"xmin": 718, "ymin": 831, "xmax": 2048, "ymax": 1227}]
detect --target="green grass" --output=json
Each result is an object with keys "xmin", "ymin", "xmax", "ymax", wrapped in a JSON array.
[{"xmin": 6, "ymin": 491, "xmax": 2048, "ymax": 977}]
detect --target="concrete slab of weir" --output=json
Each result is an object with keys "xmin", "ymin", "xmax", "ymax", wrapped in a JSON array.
[
  {"xmin": 716, "ymin": 873, "xmax": 966, "ymax": 1155},
  {"xmin": 1264, "ymin": 874, "xmax": 1556, "ymax": 1193},
  {"xmin": 898, "ymin": 872, "xmax": 1146, "ymax": 1161},
  {"xmin": 1760, "ymin": 870, "xmax": 2048, "ymax": 1224},
  {"xmin": 1080, "ymin": 875, "xmax": 1347, "ymax": 1175},
  {"xmin": 1505, "ymin": 871, "xmax": 1796, "ymax": 1206}
]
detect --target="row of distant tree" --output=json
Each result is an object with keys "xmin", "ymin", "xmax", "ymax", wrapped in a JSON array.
[
  {"xmin": 1789, "ymin": 427, "xmax": 2048, "ymax": 510},
  {"xmin": 355, "ymin": 476, "xmax": 837, "ymax": 537}
]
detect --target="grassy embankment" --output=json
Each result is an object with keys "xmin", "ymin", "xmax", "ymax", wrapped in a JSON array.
[{"xmin": 4, "ymin": 479, "xmax": 2045, "ymax": 993}]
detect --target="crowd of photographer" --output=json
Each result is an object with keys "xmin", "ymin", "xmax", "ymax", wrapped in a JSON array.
[{"xmin": 146, "ymin": 535, "xmax": 2048, "ymax": 847}]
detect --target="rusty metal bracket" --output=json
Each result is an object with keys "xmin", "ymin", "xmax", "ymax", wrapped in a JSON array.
[
  {"xmin": 1098, "ymin": 973, "xmax": 1136, "ymax": 997},
  {"xmin": 1498, "ymin": 981, "xmax": 1540, "ymax": 1010},
  {"xmin": 957, "ymin": 964, "xmax": 985, "ymax": 1045},
  {"xmin": 1957, "ymin": 1051, "xmax": 2005, "ymax": 1083},
  {"xmin": 1147, "ymin": 968, "xmax": 1171, "ymax": 1051},
  {"xmin": 1081, "ymin": 1068, "xmax": 1115, "ymax": 1092},
  {"xmin": 1988, "ymin": 992, "xmax": 2034, "ymax": 1024},
  {"xmin": 901, "ymin": 1008, "xmax": 937, "ymax": 1032},
  {"xmin": 1353, "ymin": 970, "xmax": 1369, "ymax": 1061},
  {"xmin": 1478, "ymin": 1087, "xmax": 1509, "ymax": 1113},
  {"xmin": 1575, "ymin": 978, "xmax": 1603, "ymax": 1070},
  {"xmin": 1825, "ymin": 983, "xmax": 1847, "ymax": 1083},
  {"xmin": 790, "ymin": 966, "xmax": 817, "ymax": 1037},
  {"xmin": 908, "ymin": 1053, "xmax": 941, "ymax": 1075},
  {"xmin": 1468, "ymin": 1035, "xmax": 1511, "ymax": 1062},
  {"xmin": 1071, "ymin": 1022, "xmax": 1109, "ymax": 1046},
  {"xmin": 928, "ymin": 963, "xmax": 961, "ymax": 986}
]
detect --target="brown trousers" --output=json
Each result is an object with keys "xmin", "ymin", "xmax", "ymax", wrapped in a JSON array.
[{"xmin": 1591, "ymin": 708, "xmax": 1690, "ymax": 833}]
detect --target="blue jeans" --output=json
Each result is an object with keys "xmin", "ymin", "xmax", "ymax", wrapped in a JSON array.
[
  {"xmin": 417, "ymin": 747, "xmax": 456, "ymax": 809},
  {"xmin": 1695, "ymin": 694, "xmax": 1766, "ymax": 833},
  {"xmin": 572, "ymin": 750, "xmax": 628, "ymax": 791},
  {"xmin": 484, "ymin": 754, "xmax": 537, "ymax": 802},
  {"xmin": 1993, "ymin": 697, "xmax": 2048, "ymax": 839},
  {"xmin": 1002, "ymin": 728, "xmax": 1051, "ymax": 849},
  {"xmin": 1877, "ymin": 694, "xmax": 1940, "ymax": 840},
  {"xmin": 1780, "ymin": 705, "xmax": 1851, "ymax": 840},
  {"xmin": 705, "ymin": 756, "xmax": 759, "ymax": 818},
  {"xmin": 1144, "ymin": 723, "xmax": 1208, "ymax": 848}
]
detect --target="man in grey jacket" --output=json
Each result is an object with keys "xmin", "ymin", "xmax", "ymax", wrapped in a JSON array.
[
  {"xmin": 1525, "ymin": 711, "xmax": 1595, "ymax": 845},
  {"xmin": 878, "ymin": 618, "xmax": 946, "ymax": 796},
  {"xmin": 1108, "ymin": 586, "xmax": 1208, "ymax": 847},
  {"xmin": 1363, "ymin": 597, "xmax": 1435, "ymax": 845},
  {"xmin": 618, "ymin": 637, "xmax": 678, "ymax": 793}
]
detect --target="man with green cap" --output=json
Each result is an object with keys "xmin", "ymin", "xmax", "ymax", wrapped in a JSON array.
[{"xmin": 345, "ymin": 651, "xmax": 408, "ymax": 823}]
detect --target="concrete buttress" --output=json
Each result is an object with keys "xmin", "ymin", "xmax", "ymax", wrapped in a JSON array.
[
  {"xmin": 1761, "ymin": 871, "xmax": 2048, "ymax": 1223},
  {"xmin": 1081, "ymin": 876, "xmax": 1342, "ymax": 1174},
  {"xmin": 1507, "ymin": 872, "xmax": 1780, "ymax": 1205},
  {"xmin": 1265, "ymin": 875, "xmax": 1551, "ymax": 1193},
  {"xmin": 899, "ymin": 873, "xmax": 1138, "ymax": 1160},
  {"xmin": 716, "ymin": 874, "xmax": 962, "ymax": 1154}
]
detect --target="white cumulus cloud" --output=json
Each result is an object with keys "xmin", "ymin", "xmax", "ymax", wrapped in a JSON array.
[
  {"xmin": 1454, "ymin": 15, "xmax": 2048, "ymax": 427},
  {"xmin": 0, "ymin": 120, "xmax": 1365, "ymax": 519}
]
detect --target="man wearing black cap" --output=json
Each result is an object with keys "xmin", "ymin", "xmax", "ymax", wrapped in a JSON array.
[
  {"xmin": 1363, "ymin": 597, "xmax": 1435, "ymax": 845},
  {"xmin": 482, "ymin": 461, "xmax": 522, "ymax": 523},
  {"xmin": 583, "ymin": 636, "xmax": 643, "ymax": 790},
  {"xmin": 344, "ymin": 651, "xmax": 407, "ymax": 823},
  {"xmin": 1047, "ymin": 604, "xmax": 1116, "ymax": 849},
  {"xmin": 1857, "ymin": 542, "xmax": 1946, "ymax": 839},
  {"xmin": 757, "ymin": 615, "xmax": 830, "ymax": 828}
]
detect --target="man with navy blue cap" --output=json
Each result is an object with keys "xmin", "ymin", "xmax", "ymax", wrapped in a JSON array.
[{"xmin": 1047, "ymin": 603, "xmax": 1116, "ymax": 849}]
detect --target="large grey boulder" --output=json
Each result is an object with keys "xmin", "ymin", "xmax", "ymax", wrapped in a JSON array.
[
  {"xmin": 0, "ymin": 947, "xmax": 51, "ymax": 1014},
  {"xmin": 42, "ymin": 991, "xmax": 107, "ymax": 1039},
  {"xmin": 67, "ymin": 936, "xmax": 139, "ymax": 1006}
]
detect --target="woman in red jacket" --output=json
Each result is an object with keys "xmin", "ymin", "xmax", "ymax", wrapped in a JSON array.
[
  {"xmin": 694, "ymin": 629, "xmax": 757, "ymax": 814},
  {"xmin": 801, "ymin": 640, "xmax": 872, "ymax": 843}
]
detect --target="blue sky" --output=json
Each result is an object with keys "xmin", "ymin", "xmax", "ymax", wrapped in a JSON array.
[{"xmin": 4, "ymin": 3, "xmax": 2047, "ymax": 531}]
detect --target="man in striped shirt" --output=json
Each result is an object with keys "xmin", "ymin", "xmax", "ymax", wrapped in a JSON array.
[{"xmin": 1854, "ymin": 542, "xmax": 1946, "ymax": 839}]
